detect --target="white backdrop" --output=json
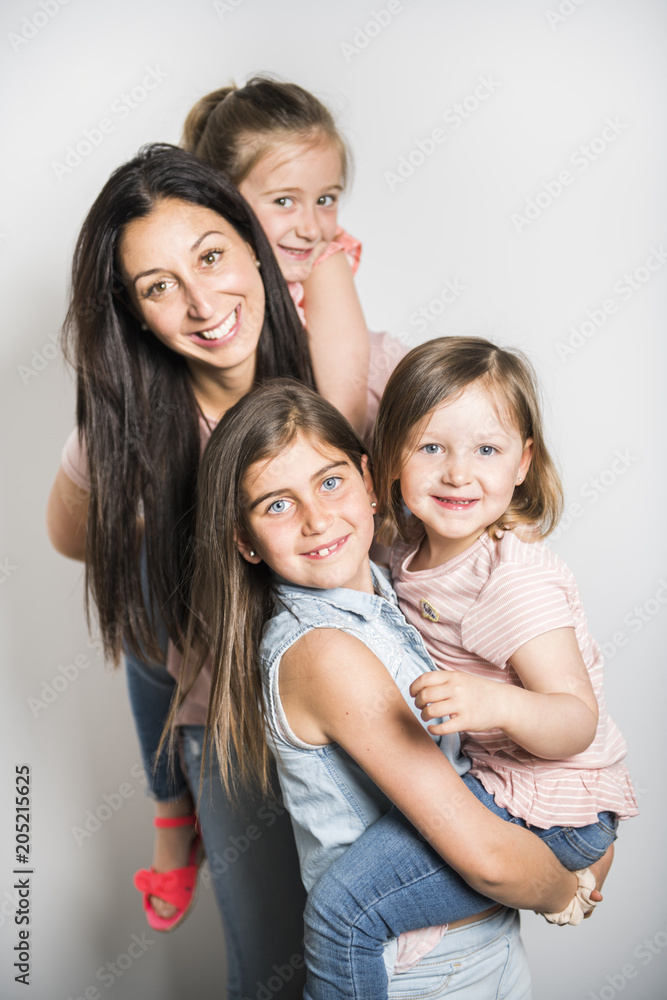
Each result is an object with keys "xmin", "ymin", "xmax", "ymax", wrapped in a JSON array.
[{"xmin": 1, "ymin": 1, "xmax": 665, "ymax": 998}]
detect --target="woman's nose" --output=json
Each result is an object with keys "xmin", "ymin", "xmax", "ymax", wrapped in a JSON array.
[{"xmin": 185, "ymin": 280, "xmax": 215, "ymax": 320}]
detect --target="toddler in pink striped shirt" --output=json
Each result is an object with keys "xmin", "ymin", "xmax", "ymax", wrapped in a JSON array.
[{"xmin": 304, "ymin": 335, "xmax": 637, "ymax": 999}]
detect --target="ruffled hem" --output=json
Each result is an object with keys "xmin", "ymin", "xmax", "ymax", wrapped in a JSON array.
[{"xmin": 469, "ymin": 759, "xmax": 639, "ymax": 830}]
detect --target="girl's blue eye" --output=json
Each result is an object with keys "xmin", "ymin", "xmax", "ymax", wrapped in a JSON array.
[
  {"xmin": 318, "ymin": 194, "xmax": 336, "ymax": 207},
  {"xmin": 267, "ymin": 498, "xmax": 292, "ymax": 514},
  {"xmin": 421, "ymin": 444, "xmax": 441, "ymax": 455},
  {"xmin": 322, "ymin": 476, "xmax": 342, "ymax": 491},
  {"xmin": 478, "ymin": 445, "xmax": 496, "ymax": 457}
]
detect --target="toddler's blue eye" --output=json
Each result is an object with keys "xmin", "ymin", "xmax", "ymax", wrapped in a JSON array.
[
  {"xmin": 479, "ymin": 446, "xmax": 496, "ymax": 456},
  {"xmin": 322, "ymin": 476, "xmax": 341, "ymax": 491},
  {"xmin": 421, "ymin": 444, "xmax": 441, "ymax": 454}
]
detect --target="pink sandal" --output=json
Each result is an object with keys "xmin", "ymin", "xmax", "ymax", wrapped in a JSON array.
[{"xmin": 133, "ymin": 815, "xmax": 204, "ymax": 932}]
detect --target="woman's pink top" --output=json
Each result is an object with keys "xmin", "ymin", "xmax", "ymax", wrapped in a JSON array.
[{"xmin": 391, "ymin": 529, "xmax": 638, "ymax": 829}]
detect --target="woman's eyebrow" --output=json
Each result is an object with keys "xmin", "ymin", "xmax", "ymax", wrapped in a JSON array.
[{"xmin": 130, "ymin": 231, "xmax": 227, "ymax": 286}]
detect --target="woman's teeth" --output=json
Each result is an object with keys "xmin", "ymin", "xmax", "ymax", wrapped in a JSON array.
[{"xmin": 199, "ymin": 307, "xmax": 238, "ymax": 340}]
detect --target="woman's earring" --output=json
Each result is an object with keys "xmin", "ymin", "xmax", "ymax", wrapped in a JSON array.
[
  {"xmin": 255, "ymin": 259, "xmax": 261, "ymax": 269},
  {"xmin": 250, "ymin": 550, "xmax": 256, "ymax": 558},
  {"xmin": 141, "ymin": 322, "xmax": 148, "ymax": 331}
]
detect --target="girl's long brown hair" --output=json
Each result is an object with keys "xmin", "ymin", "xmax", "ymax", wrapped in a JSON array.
[
  {"xmin": 169, "ymin": 379, "xmax": 366, "ymax": 798},
  {"xmin": 64, "ymin": 143, "xmax": 315, "ymax": 666},
  {"xmin": 373, "ymin": 336, "xmax": 563, "ymax": 545}
]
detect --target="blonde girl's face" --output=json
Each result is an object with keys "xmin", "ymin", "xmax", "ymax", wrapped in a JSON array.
[
  {"xmin": 238, "ymin": 433, "xmax": 377, "ymax": 594},
  {"xmin": 398, "ymin": 382, "xmax": 533, "ymax": 567},
  {"xmin": 239, "ymin": 137, "xmax": 343, "ymax": 284}
]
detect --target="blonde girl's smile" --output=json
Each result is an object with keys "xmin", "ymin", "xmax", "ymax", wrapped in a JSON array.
[
  {"xmin": 238, "ymin": 138, "xmax": 343, "ymax": 283},
  {"xmin": 238, "ymin": 433, "xmax": 376, "ymax": 594},
  {"xmin": 400, "ymin": 382, "xmax": 533, "ymax": 567}
]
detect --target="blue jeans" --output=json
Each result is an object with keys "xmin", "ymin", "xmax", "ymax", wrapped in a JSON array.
[
  {"xmin": 181, "ymin": 727, "xmax": 307, "ymax": 1000},
  {"xmin": 125, "ymin": 644, "xmax": 188, "ymax": 801},
  {"xmin": 385, "ymin": 907, "xmax": 531, "ymax": 999},
  {"xmin": 304, "ymin": 774, "xmax": 618, "ymax": 999}
]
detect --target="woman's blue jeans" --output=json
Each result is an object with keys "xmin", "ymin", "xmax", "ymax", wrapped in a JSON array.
[
  {"xmin": 125, "ymin": 642, "xmax": 306, "ymax": 999},
  {"xmin": 303, "ymin": 773, "xmax": 618, "ymax": 999}
]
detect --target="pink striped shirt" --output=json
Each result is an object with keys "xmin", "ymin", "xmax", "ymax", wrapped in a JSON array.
[{"xmin": 391, "ymin": 530, "xmax": 638, "ymax": 829}]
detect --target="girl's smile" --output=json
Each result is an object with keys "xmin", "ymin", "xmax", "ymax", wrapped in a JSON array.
[
  {"xmin": 238, "ymin": 433, "xmax": 376, "ymax": 594},
  {"xmin": 239, "ymin": 138, "xmax": 343, "ymax": 284},
  {"xmin": 400, "ymin": 382, "xmax": 533, "ymax": 568}
]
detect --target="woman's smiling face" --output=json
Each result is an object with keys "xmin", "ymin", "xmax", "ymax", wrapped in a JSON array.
[{"xmin": 119, "ymin": 197, "xmax": 265, "ymax": 380}]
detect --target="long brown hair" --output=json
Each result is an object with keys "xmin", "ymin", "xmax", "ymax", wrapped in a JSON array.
[
  {"xmin": 182, "ymin": 75, "xmax": 350, "ymax": 188},
  {"xmin": 64, "ymin": 143, "xmax": 315, "ymax": 665},
  {"xmin": 373, "ymin": 337, "xmax": 563, "ymax": 544},
  {"xmin": 172, "ymin": 379, "xmax": 366, "ymax": 797}
]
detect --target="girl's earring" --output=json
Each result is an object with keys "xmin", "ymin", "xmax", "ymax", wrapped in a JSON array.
[
  {"xmin": 516, "ymin": 477, "xmax": 522, "ymax": 485},
  {"xmin": 371, "ymin": 502, "xmax": 377, "ymax": 509}
]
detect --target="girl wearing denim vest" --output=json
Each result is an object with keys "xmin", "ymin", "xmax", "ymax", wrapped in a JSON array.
[{"xmin": 172, "ymin": 379, "xmax": 608, "ymax": 999}]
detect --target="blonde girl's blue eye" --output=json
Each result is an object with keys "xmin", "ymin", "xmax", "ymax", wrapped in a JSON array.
[
  {"xmin": 478, "ymin": 445, "xmax": 497, "ymax": 457},
  {"xmin": 322, "ymin": 476, "xmax": 342, "ymax": 491},
  {"xmin": 267, "ymin": 498, "xmax": 293, "ymax": 514}
]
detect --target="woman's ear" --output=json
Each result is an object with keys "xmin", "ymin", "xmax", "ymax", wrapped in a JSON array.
[
  {"xmin": 236, "ymin": 532, "xmax": 262, "ymax": 564},
  {"xmin": 360, "ymin": 455, "xmax": 377, "ymax": 508}
]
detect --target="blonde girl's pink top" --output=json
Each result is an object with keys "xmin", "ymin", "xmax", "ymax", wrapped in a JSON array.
[
  {"xmin": 287, "ymin": 226, "xmax": 362, "ymax": 325},
  {"xmin": 391, "ymin": 530, "xmax": 638, "ymax": 829}
]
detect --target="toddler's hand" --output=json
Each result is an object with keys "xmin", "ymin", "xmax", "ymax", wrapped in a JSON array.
[{"xmin": 410, "ymin": 669, "xmax": 506, "ymax": 736}]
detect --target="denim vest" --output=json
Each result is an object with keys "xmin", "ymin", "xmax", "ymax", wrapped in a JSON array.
[{"xmin": 260, "ymin": 564, "xmax": 470, "ymax": 892}]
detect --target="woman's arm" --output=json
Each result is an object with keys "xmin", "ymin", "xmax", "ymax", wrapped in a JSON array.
[
  {"xmin": 301, "ymin": 251, "xmax": 369, "ymax": 435},
  {"xmin": 46, "ymin": 466, "xmax": 90, "ymax": 561},
  {"xmin": 279, "ymin": 628, "xmax": 578, "ymax": 913},
  {"xmin": 412, "ymin": 626, "xmax": 599, "ymax": 759}
]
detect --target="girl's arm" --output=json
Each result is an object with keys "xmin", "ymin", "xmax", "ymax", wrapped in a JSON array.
[
  {"xmin": 301, "ymin": 251, "xmax": 369, "ymax": 435},
  {"xmin": 412, "ymin": 626, "xmax": 599, "ymax": 759},
  {"xmin": 46, "ymin": 466, "xmax": 90, "ymax": 561},
  {"xmin": 280, "ymin": 627, "xmax": 579, "ymax": 914}
]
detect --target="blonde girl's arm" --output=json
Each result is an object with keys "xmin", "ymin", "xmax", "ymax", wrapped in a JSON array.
[
  {"xmin": 280, "ymin": 627, "xmax": 579, "ymax": 914},
  {"xmin": 412, "ymin": 626, "xmax": 599, "ymax": 759},
  {"xmin": 46, "ymin": 466, "xmax": 90, "ymax": 561},
  {"xmin": 300, "ymin": 250, "xmax": 369, "ymax": 435}
]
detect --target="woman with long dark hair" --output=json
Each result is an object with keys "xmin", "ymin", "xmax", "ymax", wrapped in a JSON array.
[{"xmin": 46, "ymin": 142, "xmax": 339, "ymax": 998}]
